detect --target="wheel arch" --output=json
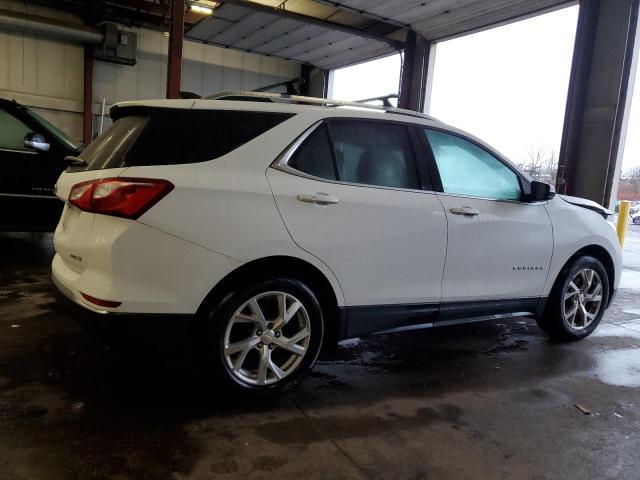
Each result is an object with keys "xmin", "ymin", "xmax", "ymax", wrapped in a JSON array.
[
  {"xmin": 197, "ymin": 255, "xmax": 343, "ymax": 347},
  {"xmin": 559, "ymin": 244, "xmax": 616, "ymax": 307}
]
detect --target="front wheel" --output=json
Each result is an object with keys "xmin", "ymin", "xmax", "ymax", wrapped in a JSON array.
[
  {"xmin": 633, "ymin": 216, "xmax": 640, "ymax": 225},
  {"xmin": 536, "ymin": 256, "xmax": 609, "ymax": 341},
  {"xmin": 206, "ymin": 278, "xmax": 324, "ymax": 395}
]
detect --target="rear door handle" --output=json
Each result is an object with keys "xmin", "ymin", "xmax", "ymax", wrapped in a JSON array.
[
  {"xmin": 298, "ymin": 193, "xmax": 340, "ymax": 205},
  {"xmin": 449, "ymin": 206, "xmax": 480, "ymax": 216}
]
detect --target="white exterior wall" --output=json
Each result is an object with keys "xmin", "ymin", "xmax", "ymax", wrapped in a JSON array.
[
  {"xmin": 0, "ymin": 0, "xmax": 301, "ymax": 142},
  {"xmin": 0, "ymin": 0, "xmax": 84, "ymax": 142},
  {"xmin": 92, "ymin": 29, "xmax": 301, "ymax": 136}
]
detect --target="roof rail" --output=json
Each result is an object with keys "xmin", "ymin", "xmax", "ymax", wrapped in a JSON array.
[
  {"xmin": 204, "ymin": 91, "xmax": 435, "ymax": 121},
  {"xmin": 252, "ymin": 77, "xmax": 305, "ymax": 95},
  {"xmin": 356, "ymin": 94, "xmax": 399, "ymax": 107}
]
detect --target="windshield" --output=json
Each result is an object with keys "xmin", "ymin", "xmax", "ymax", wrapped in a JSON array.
[{"xmin": 25, "ymin": 107, "xmax": 79, "ymax": 151}]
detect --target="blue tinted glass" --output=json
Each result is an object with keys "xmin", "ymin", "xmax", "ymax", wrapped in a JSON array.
[{"xmin": 426, "ymin": 130, "xmax": 521, "ymax": 200}]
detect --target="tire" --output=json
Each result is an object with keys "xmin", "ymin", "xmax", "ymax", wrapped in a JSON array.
[
  {"xmin": 204, "ymin": 277, "xmax": 324, "ymax": 396},
  {"xmin": 536, "ymin": 255, "xmax": 609, "ymax": 341},
  {"xmin": 633, "ymin": 216, "xmax": 640, "ymax": 225}
]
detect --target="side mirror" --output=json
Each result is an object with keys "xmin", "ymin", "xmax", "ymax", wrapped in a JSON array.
[
  {"xmin": 24, "ymin": 133, "xmax": 50, "ymax": 152},
  {"xmin": 529, "ymin": 180, "xmax": 555, "ymax": 202}
]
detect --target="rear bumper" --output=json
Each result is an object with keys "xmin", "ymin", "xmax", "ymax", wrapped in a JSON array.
[{"xmin": 52, "ymin": 274, "xmax": 196, "ymax": 352}]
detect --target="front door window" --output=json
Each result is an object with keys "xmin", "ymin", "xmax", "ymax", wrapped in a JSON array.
[
  {"xmin": 0, "ymin": 110, "xmax": 32, "ymax": 152},
  {"xmin": 425, "ymin": 129, "xmax": 521, "ymax": 201}
]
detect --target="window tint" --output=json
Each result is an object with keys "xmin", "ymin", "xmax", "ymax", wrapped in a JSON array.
[
  {"xmin": 81, "ymin": 108, "xmax": 293, "ymax": 170},
  {"xmin": 80, "ymin": 115, "xmax": 147, "ymax": 170},
  {"xmin": 288, "ymin": 125, "xmax": 336, "ymax": 180},
  {"xmin": 425, "ymin": 130, "xmax": 522, "ymax": 201},
  {"xmin": 25, "ymin": 107, "xmax": 78, "ymax": 150},
  {"xmin": 0, "ymin": 110, "xmax": 32, "ymax": 151},
  {"xmin": 329, "ymin": 121, "xmax": 419, "ymax": 189}
]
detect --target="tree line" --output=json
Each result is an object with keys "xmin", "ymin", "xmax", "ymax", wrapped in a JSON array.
[{"xmin": 518, "ymin": 148, "xmax": 640, "ymax": 201}]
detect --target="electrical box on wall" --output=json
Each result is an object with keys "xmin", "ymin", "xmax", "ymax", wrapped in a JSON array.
[{"xmin": 95, "ymin": 23, "xmax": 137, "ymax": 66}]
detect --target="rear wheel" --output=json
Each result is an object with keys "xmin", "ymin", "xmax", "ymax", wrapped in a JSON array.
[
  {"xmin": 633, "ymin": 216, "xmax": 640, "ymax": 225},
  {"xmin": 206, "ymin": 278, "xmax": 324, "ymax": 395},
  {"xmin": 536, "ymin": 256, "xmax": 609, "ymax": 341}
]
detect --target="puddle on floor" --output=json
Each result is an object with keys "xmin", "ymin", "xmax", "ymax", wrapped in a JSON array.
[
  {"xmin": 595, "ymin": 348, "xmax": 640, "ymax": 388},
  {"xmin": 620, "ymin": 269, "xmax": 640, "ymax": 289}
]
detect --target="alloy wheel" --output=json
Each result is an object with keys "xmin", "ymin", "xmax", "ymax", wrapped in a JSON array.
[
  {"xmin": 562, "ymin": 268, "xmax": 603, "ymax": 330},
  {"xmin": 223, "ymin": 291, "xmax": 311, "ymax": 385}
]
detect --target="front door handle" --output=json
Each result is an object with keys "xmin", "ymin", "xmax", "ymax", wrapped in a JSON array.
[
  {"xmin": 449, "ymin": 206, "xmax": 480, "ymax": 216},
  {"xmin": 298, "ymin": 193, "xmax": 340, "ymax": 205}
]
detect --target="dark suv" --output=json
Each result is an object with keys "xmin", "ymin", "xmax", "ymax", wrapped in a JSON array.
[{"xmin": 0, "ymin": 98, "xmax": 80, "ymax": 231}]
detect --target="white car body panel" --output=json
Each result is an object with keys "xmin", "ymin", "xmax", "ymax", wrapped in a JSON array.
[
  {"xmin": 51, "ymin": 98, "xmax": 622, "ymax": 334},
  {"xmin": 542, "ymin": 196, "xmax": 622, "ymax": 295},
  {"xmin": 559, "ymin": 194, "xmax": 613, "ymax": 215},
  {"xmin": 267, "ymin": 167, "xmax": 447, "ymax": 306},
  {"xmin": 437, "ymin": 194, "xmax": 553, "ymax": 301},
  {"xmin": 53, "ymin": 203, "xmax": 242, "ymax": 314}
]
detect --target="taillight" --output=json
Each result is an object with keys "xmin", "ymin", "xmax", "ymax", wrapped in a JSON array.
[{"xmin": 68, "ymin": 178, "xmax": 173, "ymax": 219}]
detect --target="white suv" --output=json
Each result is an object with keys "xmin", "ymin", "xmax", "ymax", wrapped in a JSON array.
[{"xmin": 52, "ymin": 93, "xmax": 622, "ymax": 394}]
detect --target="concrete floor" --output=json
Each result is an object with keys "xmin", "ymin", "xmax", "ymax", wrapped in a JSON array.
[{"xmin": 1, "ymin": 226, "xmax": 639, "ymax": 480}]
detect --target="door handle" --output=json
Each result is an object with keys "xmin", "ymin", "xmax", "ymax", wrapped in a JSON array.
[
  {"xmin": 298, "ymin": 193, "xmax": 340, "ymax": 205},
  {"xmin": 449, "ymin": 206, "xmax": 480, "ymax": 216}
]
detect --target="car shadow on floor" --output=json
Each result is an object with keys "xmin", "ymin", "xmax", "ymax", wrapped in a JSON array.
[
  {"xmin": 3, "ymin": 232, "xmax": 640, "ymax": 479},
  {"xmin": 0, "ymin": 231, "xmax": 628, "ymax": 415}
]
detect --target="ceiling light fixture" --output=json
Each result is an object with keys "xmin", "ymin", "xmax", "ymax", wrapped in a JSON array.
[
  {"xmin": 190, "ymin": 4, "xmax": 213, "ymax": 15},
  {"xmin": 189, "ymin": 1, "xmax": 218, "ymax": 15}
]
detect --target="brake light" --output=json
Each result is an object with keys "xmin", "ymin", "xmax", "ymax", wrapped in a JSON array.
[{"xmin": 68, "ymin": 178, "xmax": 173, "ymax": 219}]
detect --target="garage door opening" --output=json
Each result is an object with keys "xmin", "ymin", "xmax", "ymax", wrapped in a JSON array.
[
  {"xmin": 430, "ymin": 5, "xmax": 580, "ymax": 179},
  {"xmin": 327, "ymin": 54, "xmax": 401, "ymax": 107},
  {"xmin": 617, "ymin": 60, "xmax": 640, "ymax": 203}
]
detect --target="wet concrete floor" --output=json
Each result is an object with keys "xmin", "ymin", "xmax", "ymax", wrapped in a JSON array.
[{"xmin": 1, "ymin": 230, "xmax": 640, "ymax": 480}]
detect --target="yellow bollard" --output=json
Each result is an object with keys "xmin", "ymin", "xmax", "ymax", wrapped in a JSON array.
[{"xmin": 617, "ymin": 200, "xmax": 631, "ymax": 248}]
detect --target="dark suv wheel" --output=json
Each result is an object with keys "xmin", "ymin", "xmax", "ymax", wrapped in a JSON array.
[
  {"xmin": 536, "ymin": 255, "xmax": 609, "ymax": 341},
  {"xmin": 206, "ymin": 278, "xmax": 324, "ymax": 395}
]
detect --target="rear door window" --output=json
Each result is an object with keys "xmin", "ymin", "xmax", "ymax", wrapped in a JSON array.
[
  {"xmin": 328, "ymin": 120, "xmax": 420, "ymax": 190},
  {"xmin": 285, "ymin": 120, "xmax": 420, "ymax": 190},
  {"xmin": 80, "ymin": 109, "xmax": 293, "ymax": 170},
  {"xmin": 287, "ymin": 125, "xmax": 337, "ymax": 180}
]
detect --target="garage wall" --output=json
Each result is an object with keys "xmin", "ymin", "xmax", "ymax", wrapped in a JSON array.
[
  {"xmin": 92, "ymin": 29, "xmax": 301, "ymax": 136},
  {"xmin": 0, "ymin": 0, "xmax": 84, "ymax": 142},
  {"xmin": 0, "ymin": 0, "xmax": 301, "ymax": 142}
]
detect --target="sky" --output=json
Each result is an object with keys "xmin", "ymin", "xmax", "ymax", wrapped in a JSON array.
[{"xmin": 330, "ymin": 5, "xmax": 640, "ymax": 173}]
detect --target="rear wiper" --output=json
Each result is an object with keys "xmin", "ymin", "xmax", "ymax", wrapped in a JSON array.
[{"xmin": 64, "ymin": 155, "xmax": 87, "ymax": 167}]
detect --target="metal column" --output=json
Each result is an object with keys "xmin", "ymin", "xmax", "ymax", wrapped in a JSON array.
[
  {"xmin": 398, "ymin": 30, "xmax": 434, "ymax": 112},
  {"xmin": 83, "ymin": 45, "xmax": 94, "ymax": 144},
  {"xmin": 557, "ymin": 0, "xmax": 640, "ymax": 207},
  {"xmin": 166, "ymin": 0, "xmax": 185, "ymax": 99}
]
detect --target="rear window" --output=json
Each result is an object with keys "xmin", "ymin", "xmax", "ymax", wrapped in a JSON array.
[{"xmin": 80, "ymin": 108, "xmax": 294, "ymax": 170}]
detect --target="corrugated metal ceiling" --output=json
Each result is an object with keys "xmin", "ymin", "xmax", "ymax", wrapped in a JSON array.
[
  {"xmin": 334, "ymin": 0, "xmax": 575, "ymax": 41},
  {"xmin": 186, "ymin": 0, "xmax": 574, "ymax": 70},
  {"xmin": 186, "ymin": 2, "xmax": 397, "ymax": 70}
]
